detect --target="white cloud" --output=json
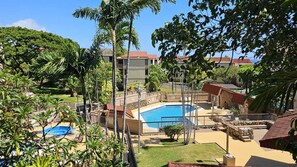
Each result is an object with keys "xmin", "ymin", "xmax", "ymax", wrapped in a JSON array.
[{"xmin": 6, "ymin": 19, "xmax": 47, "ymax": 31}]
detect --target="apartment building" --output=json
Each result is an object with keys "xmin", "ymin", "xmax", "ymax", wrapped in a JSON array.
[{"xmin": 102, "ymin": 49, "xmax": 159, "ymax": 85}]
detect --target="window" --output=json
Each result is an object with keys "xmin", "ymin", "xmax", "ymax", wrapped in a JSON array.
[{"xmin": 145, "ymin": 69, "xmax": 148, "ymax": 75}]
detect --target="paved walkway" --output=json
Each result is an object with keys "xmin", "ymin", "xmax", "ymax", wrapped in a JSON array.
[
  {"xmin": 132, "ymin": 102, "xmax": 296, "ymax": 166},
  {"xmin": 133, "ymin": 129, "xmax": 296, "ymax": 167}
]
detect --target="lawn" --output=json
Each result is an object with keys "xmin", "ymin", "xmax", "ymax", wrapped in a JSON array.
[
  {"xmin": 136, "ymin": 140, "xmax": 225, "ymax": 167},
  {"xmin": 51, "ymin": 94, "xmax": 83, "ymax": 103}
]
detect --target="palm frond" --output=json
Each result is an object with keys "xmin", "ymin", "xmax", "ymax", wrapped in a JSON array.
[{"xmin": 249, "ymin": 71, "xmax": 297, "ymax": 114}]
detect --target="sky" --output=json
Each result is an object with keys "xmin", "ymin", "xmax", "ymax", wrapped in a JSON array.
[{"xmin": 0, "ymin": 0, "xmax": 192, "ymax": 56}]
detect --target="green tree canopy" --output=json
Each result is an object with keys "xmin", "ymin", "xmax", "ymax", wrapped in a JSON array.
[
  {"xmin": 146, "ymin": 64, "xmax": 167, "ymax": 92},
  {"xmin": 0, "ymin": 27, "xmax": 78, "ymax": 75}
]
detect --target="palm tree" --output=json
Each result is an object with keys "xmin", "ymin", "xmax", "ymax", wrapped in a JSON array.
[
  {"xmin": 73, "ymin": 0, "xmax": 129, "ymax": 137},
  {"xmin": 121, "ymin": 0, "xmax": 176, "ymax": 144},
  {"xmin": 93, "ymin": 20, "xmax": 140, "ymax": 57},
  {"xmin": 249, "ymin": 71, "xmax": 297, "ymax": 114}
]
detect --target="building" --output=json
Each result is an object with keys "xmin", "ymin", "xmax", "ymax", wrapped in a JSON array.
[
  {"xmin": 209, "ymin": 56, "xmax": 253, "ymax": 67},
  {"xmin": 102, "ymin": 49, "xmax": 159, "ymax": 85},
  {"xmin": 232, "ymin": 58, "xmax": 253, "ymax": 67}
]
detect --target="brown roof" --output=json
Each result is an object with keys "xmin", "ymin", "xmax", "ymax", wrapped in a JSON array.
[
  {"xmin": 202, "ymin": 83, "xmax": 222, "ymax": 96},
  {"xmin": 209, "ymin": 57, "xmax": 231, "ymax": 63},
  {"xmin": 148, "ymin": 54, "xmax": 158, "ymax": 59},
  {"xmin": 104, "ymin": 104, "xmax": 134, "ymax": 118},
  {"xmin": 260, "ymin": 112, "xmax": 297, "ymax": 150},
  {"xmin": 176, "ymin": 56, "xmax": 189, "ymax": 61},
  {"xmin": 231, "ymin": 93, "xmax": 246, "ymax": 105},
  {"xmin": 232, "ymin": 59, "xmax": 252, "ymax": 64},
  {"xmin": 119, "ymin": 51, "xmax": 158, "ymax": 60}
]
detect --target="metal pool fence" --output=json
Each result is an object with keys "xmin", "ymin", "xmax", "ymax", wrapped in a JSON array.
[{"xmin": 142, "ymin": 113, "xmax": 276, "ymax": 134}]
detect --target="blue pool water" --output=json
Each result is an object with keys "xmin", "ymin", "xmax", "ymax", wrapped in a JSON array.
[
  {"xmin": 42, "ymin": 126, "xmax": 75, "ymax": 137},
  {"xmin": 141, "ymin": 104, "xmax": 195, "ymax": 128}
]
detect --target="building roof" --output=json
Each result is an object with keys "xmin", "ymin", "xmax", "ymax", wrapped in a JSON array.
[
  {"xmin": 231, "ymin": 92, "xmax": 246, "ymax": 105},
  {"xmin": 213, "ymin": 84, "xmax": 240, "ymax": 90},
  {"xmin": 202, "ymin": 83, "xmax": 222, "ymax": 96},
  {"xmin": 232, "ymin": 58, "xmax": 252, "ymax": 64},
  {"xmin": 209, "ymin": 57, "xmax": 231, "ymax": 63},
  {"xmin": 176, "ymin": 56, "xmax": 189, "ymax": 61},
  {"xmin": 260, "ymin": 112, "xmax": 297, "ymax": 150},
  {"xmin": 120, "ymin": 51, "xmax": 157, "ymax": 60},
  {"xmin": 104, "ymin": 104, "xmax": 134, "ymax": 118}
]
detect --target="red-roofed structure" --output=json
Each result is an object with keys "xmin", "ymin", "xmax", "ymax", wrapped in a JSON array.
[
  {"xmin": 231, "ymin": 93, "xmax": 246, "ymax": 105},
  {"xmin": 104, "ymin": 104, "xmax": 134, "ymax": 119},
  {"xmin": 260, "ymin": 112, "xmax": 297, "ymax": 150},
  {"xmin": 202, "ymin": 83, "xmax": 222, "ymax": 96},
  {"xmin": 232, "ymin": 58, "xmax": 253, "ymax": 67}
]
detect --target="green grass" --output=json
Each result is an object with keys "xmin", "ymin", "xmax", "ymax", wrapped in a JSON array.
[
  {"xmin": 136, "ymin": 140, "xmax": 225, "ymax": 167},
  {"xmin": 160, "ymin": 87, "xmax": 181, "ymax": 93},
  {"xmin": 51, "ymin": 94, "xmax": 83, "ymax": 103}
]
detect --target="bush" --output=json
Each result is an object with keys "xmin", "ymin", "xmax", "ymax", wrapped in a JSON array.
[{"xmin": 163, "ymin": 124, "xmax": 183, "ymax": 141}]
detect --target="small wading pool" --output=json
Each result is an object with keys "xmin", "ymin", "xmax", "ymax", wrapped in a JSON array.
[
  {"xmin": 41, "ymin": 126, "xmax": 75, "ymax": 137},
  {"xmin": 141, "ymin": 104, "xmax": 196, "ymax": 128}
]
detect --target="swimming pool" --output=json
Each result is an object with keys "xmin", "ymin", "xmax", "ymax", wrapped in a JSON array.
[
  {"xmin": 141, "ymin": 104, "xmax": 196, "ymax": 128},
  {"xmin": 42, "ymin": 126, "xmax": 75, "ymax": 137}
]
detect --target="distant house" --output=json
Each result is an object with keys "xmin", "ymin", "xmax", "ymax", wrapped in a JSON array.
[
  {"xmin": 209, "ymin": 56, "xmax": 253, "ymax": 67},
  {"xmin": 232, "ymin": 58, "xmax": 253, "ymax": 67},
  {"xmin": 102, "ymin": 49, "xmax": 159, "ymax": 85},
  {"xmin": 209, "ymin": 56, "xmax": 232, "ymax": 67}
]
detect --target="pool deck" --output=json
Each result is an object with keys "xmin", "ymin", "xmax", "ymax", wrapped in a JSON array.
[
  {"xmin": 133, "ymin": 129, "xmax": 295, "ymax": 167},
  {"xmin": 131, "ymin": 102, "xmax": 295, "ymax": 166}
]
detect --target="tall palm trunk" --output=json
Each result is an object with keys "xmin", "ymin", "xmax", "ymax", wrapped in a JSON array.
[
  {"xmin": 111, "ymin": 29, "xmax": 118, "ymax": 137},
  {"xmin": 122, "ymin": 16, "xmax": 134, "ymax": 143},
  {"xmin": 80, "ymin": 75, "xmax": 88, "ymax": 149}
]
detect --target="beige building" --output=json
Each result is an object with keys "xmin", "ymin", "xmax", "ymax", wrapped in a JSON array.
[{"xmin": 102, "ymin": 49, "xmax": 159, "ymax": 86}]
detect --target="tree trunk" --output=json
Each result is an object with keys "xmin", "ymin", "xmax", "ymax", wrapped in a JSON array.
[
  {"xmin": 80, "ymin": 75, "xmax": 88, "ymax": 150},
  {"xmin": 122, "ymin": 16, "xmax": 134, "ymax": 143},
  {"xmin": 171, "ymin": 77, "xmax": 174, "ymax": 94},
  {"xmin": 111, "ymin": 29, "xmax": 118, "ymax": 137}
]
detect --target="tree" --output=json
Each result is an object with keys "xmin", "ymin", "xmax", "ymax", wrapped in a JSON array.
[
  {"xmin": 163, "ymin": 124, "xmax": 183, "ymax": 141},
  {"xmin": 238, "ymin": 65, "xmax": 255, "ymax": 94},
  {"xmin": 73, "ymin": 0, "xmax": 130, "ymax": 137},
  {"xmin": 86, "ymin": 60, "xmax": 122, "ymax": 104},
  {"xmin": 0, "ymin": 27, "xmax": 77, "ymax": 75},
  {"xmin": 0, "ymin": 69, "xmax": 126, "ymax": 166},
  {"xmin": 184, "ymin": 0, "xmax": 297, "ymax": 113},
  {"xmin": 93, "ymin": 20, "xmax": 140, "ymax": 57},
  {"xmin": 162, "ymin": 60, "xmax": 180, "ymax": 93},
  {"xmin": 121, "ymin": 0, "xmax": 176, "ymax": 153},
  {"xmin": 212, "ymin": 66, "xmax": 239, "ymax": 84},
  {"xmin": 146, "ymin": 64, "xmax": 167, "ymax": 92}
]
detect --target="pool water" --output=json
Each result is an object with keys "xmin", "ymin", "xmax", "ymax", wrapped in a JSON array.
[
  {"xmin": 42, "ymin": 126, "xmax": 75, "ymax": 137},
  {"xmin": 141, "ymin": 104, "xmax": 195, "ymax": 128}
]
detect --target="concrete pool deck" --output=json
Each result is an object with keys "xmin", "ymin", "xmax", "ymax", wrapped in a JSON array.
[
  {"xmin": 133, "ymin": 129, "xmax": 295, "ymax": 167},
  {"xmin": 131, "ymin": 102, "xmax": 295, "ymax": 166}
]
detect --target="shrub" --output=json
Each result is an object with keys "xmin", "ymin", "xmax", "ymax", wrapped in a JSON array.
[{"xmin": 163, "ymin": 124, "xmax": 183, "ymax": 141}]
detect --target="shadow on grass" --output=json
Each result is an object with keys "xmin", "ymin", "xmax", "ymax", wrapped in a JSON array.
[{"xmin": 160, "ymin": 138, "xmax": 184, "ymax": 146}]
